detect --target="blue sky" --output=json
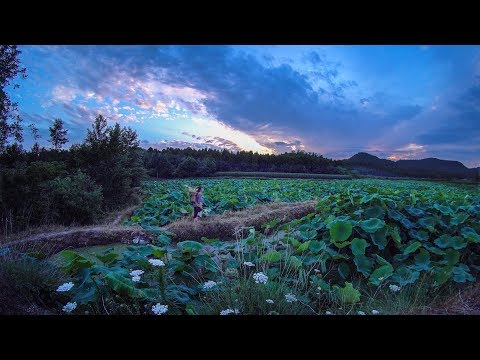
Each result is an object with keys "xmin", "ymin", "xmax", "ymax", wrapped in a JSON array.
[{"xmin": 9, "ymin": 45, "xmax": 480, "ymax": 168}]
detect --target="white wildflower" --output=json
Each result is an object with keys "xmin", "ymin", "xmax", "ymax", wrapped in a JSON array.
[
  {"xmin": 148, "ymin": 259, "xmax": 165, "ymax": 267},
  {"xmin": 243, "ymin": 261, "xmax": 255, "ymax": 267},
  {"xmin": 314, "ymin": 269, "xmax": 321, "ymax": 273},
  {"xmin": 203, "ymin": 280, "xmax": 217, "ymax": 290},
  {"xmin": 131, "ymin": 276, "xmax": 141, "ymax": 282},
  {"xmin": 357, "ymin": 311, "xmax": 366, "ymax": 315},
  {"xmin": 372, "ymin": 310, "xmax": 380, "ymax": 315},
  {"xmin": 266, "ymin": 299, "xmax": 274, "ymax": 304},
  {"xmin": 151, "ymin": 303, "xmax": 168, "ymax": 315},
  {"xmin": 62, "ymin": 302, "xmax": 77, "ymax": 313},
  {"xmin": 389, "ymin": 284, "xmax": 401, "ymax": 292},
  {"xmin": 234, "ymin": 308, "xmax": 240, "ymax": 314},
  {"xmin": 129, "ymin": 270, "xmax": 144, "ymax": 277},
  {"xmin": 132, "ymin": 237, "xmax": 140, "ymax": 244},
  {"xmin": 325, "ymin": 311, "xmax": 333, "ymax": 315},
  {"xmin": 220, "ymin": 308, "xmax": 240, "ymax": 315},
  {"xmin": 56, "ymin": 282, "xmax": 74, "ymax": 292},
  {"xmin": 285, "ymin": 293, "xmax": 297, "ymax": 303},
  {"xmin": 253, "ymin": 272, "xmax": 268, "ymax": 284}
]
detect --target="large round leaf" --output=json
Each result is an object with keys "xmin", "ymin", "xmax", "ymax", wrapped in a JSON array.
[
  {"xmin": 370, "ymin": 227, "xmax": 388, "ymax": 250},
  {"xmin": 334, "ymin": 282, "xmax": 360, "ymax": 304},
  {"xmin": 353, "ymin": 254, "xmax": 374, "ymax": 276},
  {"xmin": 360, "ymin": 218, "xmax": 385, "ymax": 233},
  {"xmin": 330, "ymin": 220, "xmax": 353, "ymax": 242},
  {"xmin": 363, "ymin": 206, "xmax": 385, "ymax": 219},
  {"xmin": 390, "ymin": 266, "xmax": 420, "ymax": 286},
  {"xmin": 369, "ymin": 264, "xmax": 393, "ymax": 285},
  {"xmin": 351, "ymin": 238, "xmax": 369, "ymax": 256},
  {"xmin": 261, "ymin": 251, "xmax": 282, "ymax": 263}
]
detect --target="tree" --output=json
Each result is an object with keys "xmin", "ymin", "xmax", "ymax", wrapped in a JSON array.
[
  {"xmin": 28, "ymin": 123, "xmax": 41, "ymax": 156},
  {"xmin": 0, "ymin": 45, "xmax": 27, "ymax": 152},
  {"xmin": 49, "ymin": 118, "xmax": 68, "ymax": 150}
]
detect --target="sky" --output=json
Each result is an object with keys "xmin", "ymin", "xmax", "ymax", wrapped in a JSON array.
[{"xmin": 9, "ymin": 45, "xmax": 480, "ymax": 168}]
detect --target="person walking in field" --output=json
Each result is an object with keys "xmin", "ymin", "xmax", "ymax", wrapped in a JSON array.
[{"xmin": 192, "ymin": 186, "xmax": 203, "ymax": 222}]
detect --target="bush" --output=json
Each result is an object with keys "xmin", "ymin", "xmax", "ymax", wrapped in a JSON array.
[{"xmin": 41, "ymin": 170, "xmax": 103, "ymax": 225}]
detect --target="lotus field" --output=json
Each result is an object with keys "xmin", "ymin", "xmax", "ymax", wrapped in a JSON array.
[{"xmin": 53, "ymin": 179, "xmax": 480, "ymax": 314}]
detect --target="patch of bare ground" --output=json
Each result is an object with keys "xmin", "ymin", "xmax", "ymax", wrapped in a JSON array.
[{"xmin": 165, "ymin": 200, "xmax": 317, "ymax": 242}]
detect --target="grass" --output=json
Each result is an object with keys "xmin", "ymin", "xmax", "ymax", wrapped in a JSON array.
[{"xmin": 213, "ymin": 171, "xmax": 352, "ymax": 179}]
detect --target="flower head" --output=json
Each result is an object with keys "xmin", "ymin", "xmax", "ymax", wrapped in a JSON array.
[
  {"xmin": 389, "ymin": 284, "xmax": 401, "ymax": 292},
  {"xmin": 243, "ymin": 261, "xmax": 255, "ymax": 267},
  {"xmin": 56, "ymin": 282, "xmax": 74, "ymax": 292},
  {"xmin": 357, "ymin": 311, "xmax": 366, "ymax": 315},
  {"xmin": 203, "ymin": 280, "xmax": 217, "ymax": 290},
  {"xmin": 220, "ymin": 308, "xmax": 240, "ymax": 315},
  {"xmin": 266, "ymin": 299, "xmax": 274, "ymax": 304},
  {"xmin": 372, "ymin": 310, "xmax": 380, "ymax": 315},
  {"xmin": 148, "ymin": 259, "xmax": 165, "ymax": 267},
  {"xmin": 325, "ymin": 311, "xmax": 333, "ymax": 315},
  {"xmin": 62, "ymin": 302, "xmax": 77, "ymax": 313},
  {"xmin": 152, "ymin": 303, "xmax": 168, "ymax": 315},
  {"xmin": 130, "ymin": 270, "xmax": 144, "ymax": 277},
  {"xmin": 285, "ymin": 293, "xmax": 297, "ymax": 303},
  {"xmin": 253, "ymin": 272, "xmax": 268, "ymax": 284},
  {"xmin": 131, "ymin": 276, "xmax": 141, "ymax": 282}
]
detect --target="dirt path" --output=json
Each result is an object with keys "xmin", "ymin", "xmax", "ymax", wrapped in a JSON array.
[{"xmin": 0, "ymin": 200, "xmax": 318, "ymax": 256}]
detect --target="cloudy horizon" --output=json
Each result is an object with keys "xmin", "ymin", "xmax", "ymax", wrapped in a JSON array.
[{"xmin": 10, "ymin": 45, "xmax": 480, "ymax": 168}]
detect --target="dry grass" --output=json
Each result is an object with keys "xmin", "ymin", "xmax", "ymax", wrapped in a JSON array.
[
  {"xmin": 415, "ymin": 284, "xmax": 480, "ymax": 315},
  {"xmin": 0, "ymin": 225, "xmax": 155, "ymax": 257},
  {"xmin": 165, "ymin": 200, "xmax": 317, "ymax": 242}
]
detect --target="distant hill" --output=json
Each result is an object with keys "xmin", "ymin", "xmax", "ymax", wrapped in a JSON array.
[{"xmin": 344, "ymin": 152, "xmax": 479, "ymax": 179}]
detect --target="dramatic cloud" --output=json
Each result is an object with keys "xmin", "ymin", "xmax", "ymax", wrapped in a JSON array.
[{"xmin": 12, "ymin": 45, "xmax": 480, "ymax": 168}]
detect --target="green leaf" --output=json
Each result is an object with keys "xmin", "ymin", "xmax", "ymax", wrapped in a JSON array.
[
  {"xmin": 409, "ymin": 229, "xmax": 429, "ymax": 242},
  {"xmin": 452, "ymin": 264, "xmax": 475, "ymax": 283},
  {"xmin": 403, "ymin": 241, "xmax": 422, "ymax": 255},
  {"xmin": 353, "ymin": 255, "xmax": 374, "ymax": 276},
  {"xmin": 413, "ymin": 249, "xmax": 431, "ymax": 271},
  {"xmin": 434, "ymin": 234, "xmax": 453, "ymax": 249},
  {"xmin": 351, "ymin": 238, "xmax": 369, "ymax": 256},
  {"xmin": 433, "ymin": 203, "xmax": 453, "ymax": 215},
  {"xmin": 334, "ymin": 282, "xmax": 361, "ymax": 304},
  {"xmin": 261, "ymin": 251, "xmax": 282, "ymax": 263},
  {"xmin": 309, "ymin": 240, "xmax": 326, "ymax": 253},
  {"xmin": 452, "ymin": 236, "xmax": 468, "ymax": 250},
  {"xmin": 338, "ymin": 262, "xmax": 350, "ymax": 279},
  {"xmin": 330, "ymin": 220, "xmax": 353, "ymax": 242},
  {"xmin": 363, "ymin": 206, "xmax": 385, "ymax": 219},
  {"xmin": 299, "ymin": 229, "xmax": 317, "ymax": 241},
  {"xmin": 391, "ymin": 266, "xmax": 420, "ymax": 286},
  {"xmin": 360, "ymin": 218, "xmax": 385, "ymax": 233},
  {"xmin": 288, "ymin": 256, "xmax": 303, "ymax": 269},
  {"xmin": 105, "ymin": 273, "xmax": 145, "ymax": 298},
  {"xmin": 177, "ymin": 241, "xmax": 203, "ymax": 254},
  {"xmin": 433, "ymin": 266, "xmax": 453, "ymax": 286},
  {"xmin": 369, "ymin": 264, "xmax": 393, "ymax": 285},
  {"xmin": 376, "ymin": 255, "xmax": 392, "ymax": 267},
  {"xmin": 440, "ymin": 249, "xmax": 460, "ymax": 266},
  {"xmin": 297, "ymin": 241, "xmax": 312, "ymax": 253},
  {"xmin": 422, "ymin": 243, "xmax": 446, "ymax": 256},
  {"xmin": 400, "ymin": 217, "xmax": 415, "ymax": 229},
  {"xmin": 391, "ymin": 226, "xmax": 402, "ymax": 246},
  {"xmin": 95, "ymin": 252, "xmax": 119, "ymax": 266},
  {"xmin": 450, "ymin": 212, "xmax": 469, "ymax": 226},
  {"xmin": 418, "ymin": 217, "xmax": 436, "ymax": 232},
  {"xmin": 156, "ymin": 234, "xmax": 172, "ymax": 246},
  {"xmin": 461, "ymin": 227, "xmax": 480, "ymax": 243},
  {"xmin": 370, "ymin": 227, "xmax": 388, "ymax": 250}
]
